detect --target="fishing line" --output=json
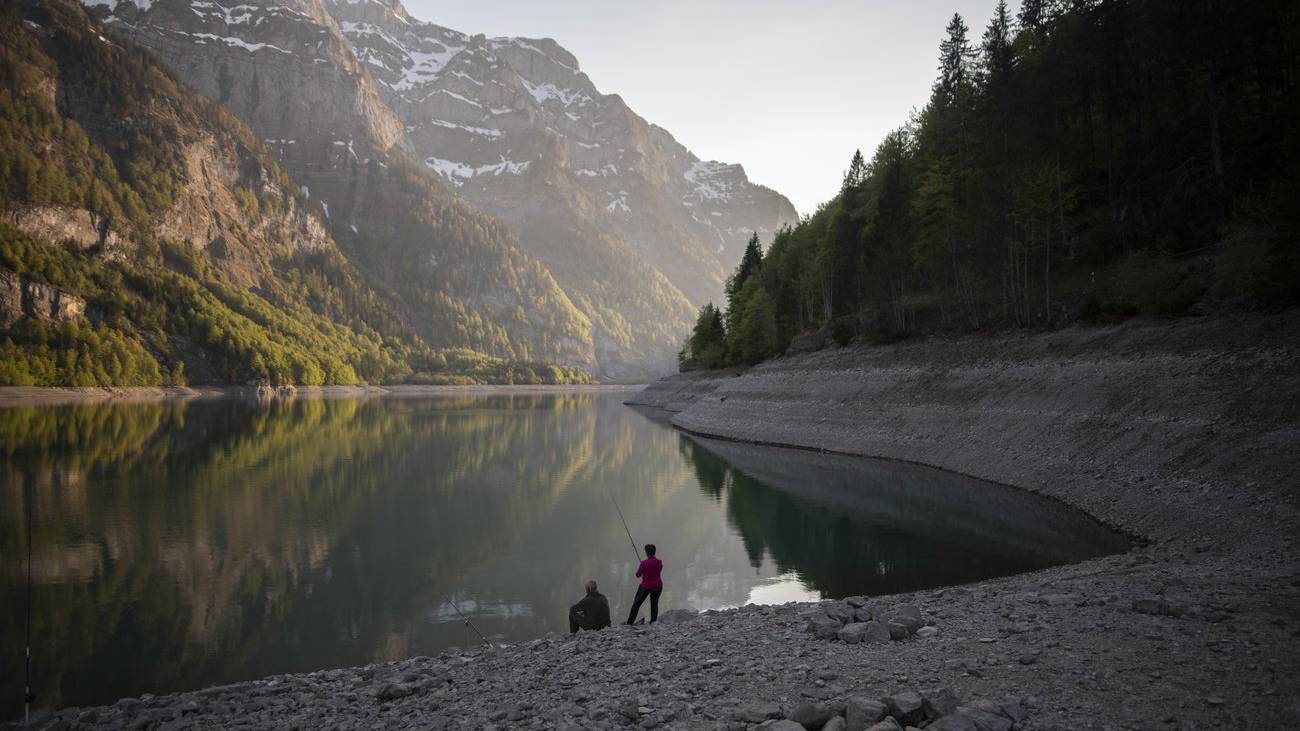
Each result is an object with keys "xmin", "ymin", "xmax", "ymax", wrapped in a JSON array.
[
  {"xmin": 447, "ymin": 596, "xmax": 493, "ymax": 650},
  {"xmin": 604, "ymin": 484, "xmax": 641, "ymax": 563}
]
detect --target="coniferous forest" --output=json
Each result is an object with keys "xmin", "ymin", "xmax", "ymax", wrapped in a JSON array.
[{"xmin": 681, "ymin": 0, "xmax": 1300, "ymax": 369}]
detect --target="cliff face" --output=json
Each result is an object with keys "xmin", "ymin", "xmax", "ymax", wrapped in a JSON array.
[{"xmin": 0, "ymin": 268, "xmax": 86, "ymax": 328}]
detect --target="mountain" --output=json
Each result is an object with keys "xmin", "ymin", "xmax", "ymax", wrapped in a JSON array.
[
  {"xmin": 82, "ymin": 0, "xmax": 798, "ymax": 379},
  {"xmin": 0, "ymin": 0, "xmax": 593, "ymax": 385}
]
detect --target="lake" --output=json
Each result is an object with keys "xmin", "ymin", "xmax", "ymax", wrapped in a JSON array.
[{"xmin": 0, "ymin": 392, "xmax": 1127, "ymax": 716}]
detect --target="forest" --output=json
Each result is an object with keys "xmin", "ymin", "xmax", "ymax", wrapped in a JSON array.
[{"xmin": 681, "ymin": 0, "xmax": 1300, "ymax": 369}]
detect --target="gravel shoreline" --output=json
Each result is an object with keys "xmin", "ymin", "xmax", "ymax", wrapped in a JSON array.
[{"xmin": 9, "ymin": 314, "xmax": 1300, "ymax": 730}]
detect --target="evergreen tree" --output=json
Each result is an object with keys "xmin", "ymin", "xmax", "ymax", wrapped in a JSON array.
[
  {"xmin": 935, "ymin": 14, "xmax": 975, "ymax": 107},
  {"xmin": 842, "ymin": 149, "xmax": 867, "ymax": 191},
  {"xmin": 828, "ymin": 151, "xmax": 868, "ymax": 341},
  {"xmin": 726, "ymin": 233, "xmax": 764, "ymax": 302},
  {"xmin": 981, "ymin": 1, "xmax": 1015, "ymax": 85},
  {"xmin": 1018, "ymin": 0, "xmax": 1046, "ymax": 34}
]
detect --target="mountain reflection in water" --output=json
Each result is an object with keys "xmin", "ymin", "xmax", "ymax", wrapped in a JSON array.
[{"xmin": 0, "ymin": 393, "xmax": 1126, "ymax": 716}]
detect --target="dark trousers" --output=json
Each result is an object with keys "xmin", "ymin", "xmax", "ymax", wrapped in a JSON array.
[{"xmin": 626, "ymin": 585, "xmax": 662, "ymax": 624}]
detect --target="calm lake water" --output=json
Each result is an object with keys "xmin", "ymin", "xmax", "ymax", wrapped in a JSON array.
[{"xmin": 0, "ymin": 392, "xmax": 1127, "ymax": 716}]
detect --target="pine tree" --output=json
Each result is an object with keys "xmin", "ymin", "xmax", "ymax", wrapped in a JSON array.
[
  {"xmin": 981, "ymin": 1, "xmax": 1015, "ymax": 86},
  {"xmin": 935, "ymin": 14, "xmax": 975, "ymax": 107},
  {"xmin": 1018, "ymin": 0, "xmax": 1046, "ymax": 34},
  {"xmin": 842, "ymin": 149, "xmax": 867, "ymax": 191},
  {"xmin": 725, "ymin": 232, "xmax": 764, "ymax": 304}
]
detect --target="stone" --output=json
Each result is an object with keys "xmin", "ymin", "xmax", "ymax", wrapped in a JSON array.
[
  {"xmin": 825, "ymin": 603, "xmax": 856, "ymax": 625},
  {"xmin": 788, "ymin": 701, "xmax": 833, "ymax": 729},
  {"xmin": 862, "ymin": 621, "xmax": 891, "ymax": 644},
  {"xmin": 887, "ymin": 621, "xmax": 912, "ymax": 640},
  {"xmin": 824, "ymin": 718, "xmax": 847, "ymax": 731},
  {"xmin": 838, "ymin": 622, "xmax": 872, "ymax": 644},
  {"xmin": 883, "ymin": 691, "xmax": 925, "ymax": 726},
  {"xmin": 656, "ymin": 609, "xmax": 696, "ymax": 624},
  {"xmin": 374, "ymin": 682, "xmax": 418, "ymax": 701},
  {"xmin": 845, "ymin": 596, "xmax": 868, "ymax": 608},
  {"xmin": 808, "ymin": 613, "xmax": 844, "ymax": 640},
  {"xmin": 845, "ymin": 697, "xmax": 888, "ymax": 730},
  {"xmin": 925, "ymin": 713, "xmax": 982, "ymax": 731},
  {"xmin": 758, "ymin": 722, "xmax": 808, "ymax": 731},
  {"xmin": 889, "ymin": 608, "xmax": 925, "ymax": 634},
  {"xmin": 895, "ymin": 604, "xmax": 922, "ymax": 621},
  {"xmin": 915, "ymin": 626, "xmax": 939, "ymax": 639},
  {"xmin": 865, "ymin": 719, "xmax": 903, "ymax": 731},
  {"xmin": 853, "ymin": 606, "xmax": 875, "ymax": 623},
  {"xmin": 737, "ymin": 702, "xmax": 782, "ymax": 723},
  {"xmin": 922, "ymin": 687, "xmax": 960, "ymax": 720}
]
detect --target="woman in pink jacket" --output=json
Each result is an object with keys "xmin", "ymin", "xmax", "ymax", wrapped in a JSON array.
[{"xmin": 626, "ymin": 543, "xmax": 663, "ymax": 624}]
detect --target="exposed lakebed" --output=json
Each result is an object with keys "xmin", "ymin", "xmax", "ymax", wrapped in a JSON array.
[{"xmin": 0, "ymin": 392, "xmax": 1125, "ymax": 716}]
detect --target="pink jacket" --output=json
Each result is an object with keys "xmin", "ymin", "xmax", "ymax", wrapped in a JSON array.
[{"xmin": 636, "ymin": 556, "xmax": 663, "ymax": 589}]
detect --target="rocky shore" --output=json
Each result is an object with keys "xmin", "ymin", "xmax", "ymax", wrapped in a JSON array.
[{"xmin": 9, "ymin": 314, "xmax": 1300, "ymax": 730}]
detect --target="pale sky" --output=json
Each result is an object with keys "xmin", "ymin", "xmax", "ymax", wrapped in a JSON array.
[{"xmin": 404, "ymin": 1, "xmax": 1012, "ymax": 215}]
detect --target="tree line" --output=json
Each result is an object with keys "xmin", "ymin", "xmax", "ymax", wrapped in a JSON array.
[{"xmin": 681, "ymin": 0, "xmax": 1299, "ymax": 369}]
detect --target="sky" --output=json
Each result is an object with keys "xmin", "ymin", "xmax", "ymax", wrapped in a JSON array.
[{"xmin": 404, "ymin": 1, "xmax": 1011, "ymax": 215}]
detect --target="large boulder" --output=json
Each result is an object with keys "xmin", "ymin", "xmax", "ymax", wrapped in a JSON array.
[
  {"xmin": 889, "ymin": 606, "xmax": 925, "ymax": 634},
  {"xmin": 824, "ymin": 602, "xmax": 857, "ymax": 625},
  {"xmin": 883, "ymin": 691, "xmax": 925, "ymax": 726},
  {"xmin": 845, "ymin": 697, "xmax": 888, "ymax": 731},
  {"xmin": 788, "ymin": 701, "xmax": 833, "ymax": 729},
  {"xmin": 807, "ymin": 612, "xmax": 844, "ymax": 640},
  {"xmin": 861, "ymin": 621, "xmax": 892, "ymax": 644},
  {"xmin": 838, "ymin": 623, "xmax": 871, "ymax": 644},
  {"xmin": 656, "ymin": 609, "xmax": 696, "ymax": 624},
  {"xmin": 737, "ymin": 702, "xmax": 782, "ymax": 723},
  {"xmin": 922, "ymin": 688, "xmax": 960, "ymax": 720}
]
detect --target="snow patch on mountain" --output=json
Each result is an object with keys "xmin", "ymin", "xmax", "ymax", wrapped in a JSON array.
[
  {"xmin": 521, "ymin": 80, "xmax": 591, "ymax": 108},
  {"xmin": 684, "ymin": 161, "xmax": 740, "ymax": 203},
  {"xmin": 425, "ymin": 156, "xmax": 530, "ymax": 186}
]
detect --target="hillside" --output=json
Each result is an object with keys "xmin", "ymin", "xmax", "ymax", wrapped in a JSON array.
[
  {"xmin": 679, "ymin": 0, "xmax": 1299, "ymax": 369},
  {"xmin": 82, "ymin": 0, "xmax": 798, "ymax": 379},
  {"xmin": 0, "ymin": 0, "xmax": 593, "ymax": 386}
]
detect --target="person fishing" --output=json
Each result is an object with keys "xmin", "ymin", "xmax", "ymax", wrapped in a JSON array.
[
  {"xmin": 626, "ymin": 544, "xmax": 663, "ymax": 625},
  {"xmin": 568, "ymin": 579, "xmax": 611, "ymax": 633}
]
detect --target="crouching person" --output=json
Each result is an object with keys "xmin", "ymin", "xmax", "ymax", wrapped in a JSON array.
[{"xmin": 569, "ymin": 579, "xmax": 611, "ymax": 633}]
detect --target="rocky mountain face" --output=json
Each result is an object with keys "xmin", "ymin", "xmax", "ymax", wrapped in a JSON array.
[
  {"xmin": 327, "ymin": 0, "xmax": 797, "ymax": 303},
  {"xmin": 327, "ymin": 0, "xmax": 798, "ymax": 374},
  {"xmin": 81, "ymin": 0, "xmax": 797, "ymax": 379},
  {"xmin": 0, "ymin": 0, "xmax": 593, "ymax": 386}
]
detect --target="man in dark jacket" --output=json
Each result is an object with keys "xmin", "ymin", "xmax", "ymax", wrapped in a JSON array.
[{"xmin": 569, "ymin": 580, "xmax": 612, "ymax": 633}]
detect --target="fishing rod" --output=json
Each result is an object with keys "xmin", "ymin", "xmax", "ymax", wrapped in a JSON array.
[
  {"xmin": 604, "ymin": 484, "xmax": 641, "ymax": 563},
  {"xmin": 447, "ymin": 596, "xmax": 493, "ymax": 650}
]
